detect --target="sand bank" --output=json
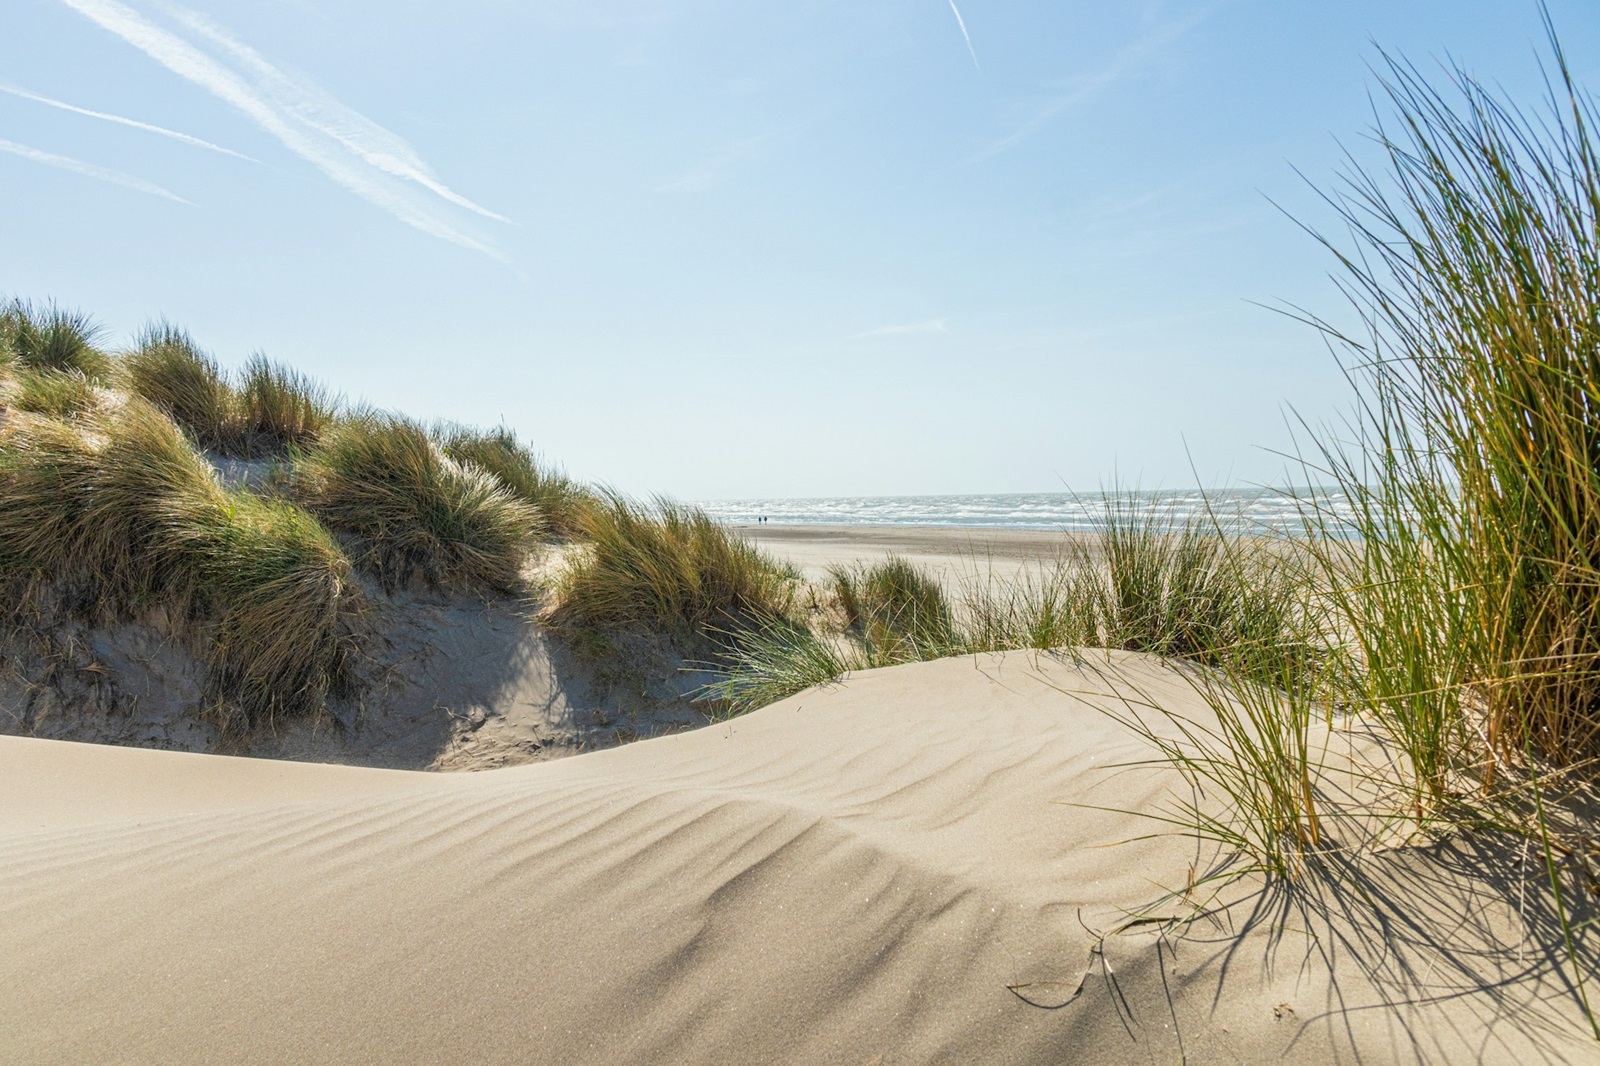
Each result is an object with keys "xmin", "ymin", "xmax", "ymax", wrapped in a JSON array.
[{"xmin": 3, "ymin": 650, "xmax": 1592, "ymax": 1064}]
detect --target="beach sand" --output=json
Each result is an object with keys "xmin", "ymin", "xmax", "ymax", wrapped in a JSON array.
[
  {"xmin": 738, "ymin": 523, "xmax": 1082, "ymax": 587},
  {"xmin": 3, "ymin": 649, "xmax": 1593, "ymax": 1064}
]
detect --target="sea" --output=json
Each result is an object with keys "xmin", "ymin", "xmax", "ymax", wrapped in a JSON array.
[{"xmin": 693, "ymin": 488, "xmax": 1359, "ymax": 537}]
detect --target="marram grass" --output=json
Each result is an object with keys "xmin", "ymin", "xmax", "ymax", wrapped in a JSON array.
[
  {"xmin": 121, "ymin": 323, "xmax": 237, "ymax": 451},
  {"xmin": 829, "ymin": 556, "xmax": 956, "ymax": 659},
  {"xmin": 0, "ymin": 399, "xmax": 359, "ymax": 728},
  {"xmin": 5, "ymin": 308, "xmax": 587, "ymax": 727},
  {"xmin": 178, "ymin": 491, "xmax": 359, "ymax": 731},
  {"xmin": 1286, "ymin": 21, "xmax": 1600, "ymax": 1030},
  {"xmin": 293, "ymin": 414, "xmax": 540, "ymax": 593},
  {"xmin": 548, "ymin": 492, "xmax": 799, "ymax": 646},
  {"xmin": 0, "ymin": 367, "xmax": 103, "ymax": 419},
  {"xmin": 235, "ymin": 355, "xmax": 338, "ymax": 457},
  {"xmin": 1297, "ymin": 32, "xmax": 1600, "ymax": 781},
  {"xmin": 1, "ymin": 299, "xmax": 111, "ymax": 382},
  {"xmin": 436, "ymin": 422, "xmax": 595, "ymax": 539}
]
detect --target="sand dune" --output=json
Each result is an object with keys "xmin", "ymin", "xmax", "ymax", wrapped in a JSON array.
[{"xmin": 3, "ymin": 651, "xmax": 1595, "ymax": 1064}]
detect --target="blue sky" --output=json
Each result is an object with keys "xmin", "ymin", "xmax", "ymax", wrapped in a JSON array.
[{"xmin": 3, "ymin": 0, "xmax": 1596, "ymax": 498}]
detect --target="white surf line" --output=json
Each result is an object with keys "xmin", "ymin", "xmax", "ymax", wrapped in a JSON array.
[
  {"xmin": 56, "ymin": 0, "xmax": 509, "ymax": 260},
  {"xmin": 154, "ymin": 0, "xmax": 511, "ymax": 223},
  {"xmin": 0, "ymin": 137, "xmax": 192, "ymax": 203},
  {"xmin": 947, "ymin": 0, "xmax": 980, "ymax": 72},
  {"xmin": 0, "ymin": 82, "xmax": 256, "ymax": 161}
]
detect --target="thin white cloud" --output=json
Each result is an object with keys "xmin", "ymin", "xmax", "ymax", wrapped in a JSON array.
[
  {"xmin": 855, "ymin": 318, "xmax": 950, "ymax": 339},
  {"xmin": 0, "ymin": 137, "xmax": 191, "ymax": 203},
  {"xmin": 947, "ymin": 1, "xmax": 980, "ymax": 72},
  {"xmin": 969, "ymin": 5, "xmax": 1214, "ymax": 163},
  {"xmin": 154, "ymin": 2, "xmax": 509, "ymax": 223},
  {"xmin": 0, "ymin": 82, "xmax": 255, "ymax": 161},
  {"xmin": 56, "ymin": 0, "xmax": 510, "ymax": 260}
]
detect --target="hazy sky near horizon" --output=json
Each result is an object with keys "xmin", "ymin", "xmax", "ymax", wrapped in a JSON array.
[{"xmin": 3, "ymin": 0, "xmax": 1596, "ymax": 498}]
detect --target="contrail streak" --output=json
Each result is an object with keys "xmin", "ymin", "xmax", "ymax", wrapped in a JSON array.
[
  {"xmin": 0, "ymin": 82, "xmax": 256, "ymax": 161},
  {"xmin": 947, "ymin": 0, "xmax": 980, "ymax": 72},
  {"xmin": 155, "ymin": 1, "xmax": 511, "ymax": 223},
  {"xmin": 0, "ymin": 137, "xmax": 192, "ymax": 203},
  {"xmin": 56, "ymin": 0, "xmax": 510, "ymax": 261}
]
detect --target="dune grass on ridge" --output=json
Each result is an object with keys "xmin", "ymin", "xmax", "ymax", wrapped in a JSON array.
[
  {"xmin": 547, "ymin": 492, "xmax": 800, "ymax": 649},
  {"xmin": 1, "ymin": 299, "xmax": 111, "ymax": 382},
  {"xmin": 121, "ymin": 328, "xmax": 341, "ymax": 459},
  {"xmin": 292, "ymin": 413, "xmax": 541, "ymax": 593},
  {"xmin": 120, "ymin": 323, "xmax": 238, "ymax": 452},
  {"xmin": 0, "ymin": 398, "xmax": 360, "ymax": 729},
  {"xmin": 436, "ymin": 422, "xmax": 594, "ymax": 540}
]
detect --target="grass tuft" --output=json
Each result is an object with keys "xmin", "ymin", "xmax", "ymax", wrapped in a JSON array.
[
  {"xmin": 1, "ymin": 299, "xmax": 110, "ymax": 381},
  {"xmin": 549, "ymin": 492, "xmax": 798, "ymax": 646},
  {"xmin": 179, "ymin": 492, "xmax": 360, "ymax": 730},
  {"xmin": 293, "ymin": 414, "xmax": 540, "ymax": 593},
  {"xmin": 702, "ymin": 622, "xmax": 859, "ymax": 716},
  {"xmin": 0, "ymin": 399, "xmax": 360, "ymax": 729},
  {"xmin": 830, "ymin": 556, "xmax": 957, "ymax": 660},
  {"xmin": 121, "ymin": 322, "xmax": 236, "ymax": 451},
  {"xmin": 435, "ymin": 422, "xmax": 594, "ymax": 539},
  {"xmin": 1073, "ymin": 492, "xmax": 1316, "ymax": 685},
  {"xmin": 0, "ymin": 367, "xmax": 103, "ymax": 419},
  {"xmin": 235, "ymin": 355, "xmax": 338, "ymax": 457}
]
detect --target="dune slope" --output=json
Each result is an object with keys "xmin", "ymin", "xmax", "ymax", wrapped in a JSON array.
[{"xmin": 2, "ymin": 651, "xmax": 1594, "ymax": 1064}]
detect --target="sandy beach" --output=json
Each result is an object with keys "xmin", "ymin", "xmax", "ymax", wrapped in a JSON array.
[
  {"xmin": 9, "ymin": 4, "xmax": 1600, "ymax": 1060},
  {"xmin": 6, "ymin": 649, "xmax": 1593, "ymax": 1065},
  {"xmin": 737, "ymin": 523, "xmax": 1082, "ymax": 587}
]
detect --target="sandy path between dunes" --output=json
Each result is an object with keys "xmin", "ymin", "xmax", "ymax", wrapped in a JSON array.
[{"xmin": 3, "ymin": 649, "xmax": 1594, "ymax": 1065}]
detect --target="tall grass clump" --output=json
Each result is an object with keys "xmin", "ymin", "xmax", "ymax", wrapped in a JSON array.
[
  {"xmin": 1295, "ymin": 19, "xmax": 1600, "ymax": 801},
  {"xmin": 1089, "ymin": 15, "xmax": 1600, "ymax": 1017},
  {"xmin": 706, "ymin": 502, "xmax": 1314, "ymax": 720},
  {"xmin": 958, "ymin": 560, "xmax": 1095, "ymax": 653},
  {"xmin": 830, "ymin": 556, "xmax": 957, "ymax": 659},
  {"xmin": 436, "ymin": 422, "xmax": 594, "ymax": 539},
  {"xmin": 0, "ymin": 299, "xmax": 111, "ymax": 382},
  {"xmin": 1071, "ymin": 492, "xmax": 1316, "ymax": 686},
  {"xmin": 704, "ymin": 622, "xmax": 859, "ymax": 716},
  {"xmin": 293, "ymin": 414, "xmax": 540, "ymax": 593},
  {"xmin": 178, "ymin": 492, "xmax": 359, "ymax": 729},
  {"xmin": 0, "ymin": 398, "xmax": 360, "ymax": 728},
  {"xmin": 707, "ymin": 556, "xmax": 962, "ymax": 714},
  {"xmin": 550, "ymin": 493, "xmax": 798, "ymax": 646},
  {"xmin": 0, "ymin": 400, "xmax": 216, "ymax": 617},
  {"xmin": 121, "ymin": 323, "xmax": 237, "ymax": 451},
  {"xmin": 234, "ymin": 355, "xmax": 337, "ymax": 457}
]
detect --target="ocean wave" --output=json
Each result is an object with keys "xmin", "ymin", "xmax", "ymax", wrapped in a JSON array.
[{"xmin": 691, "ymin": 489, "xmax": 1357, "ymax": 535}]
